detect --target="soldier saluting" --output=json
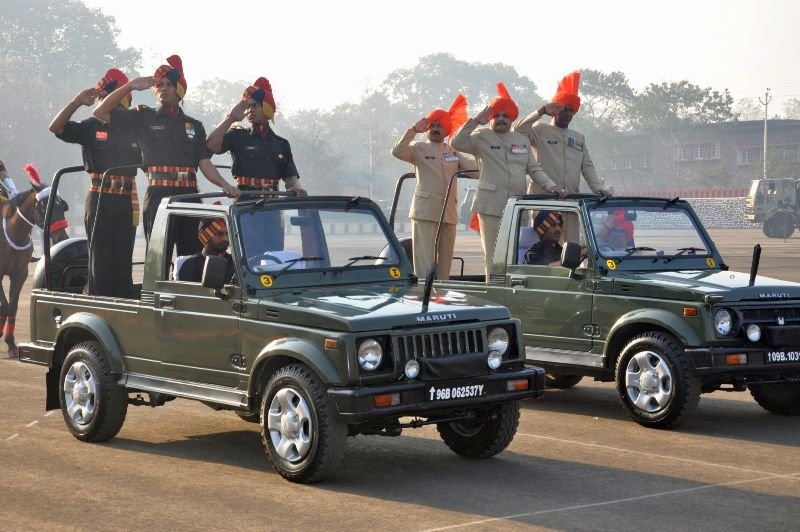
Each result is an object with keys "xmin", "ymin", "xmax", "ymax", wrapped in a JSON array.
[
  {"xmin": 49, "ymin": 68, "xmax": 141, "ymax": 297},
  {"xmin": 94, "ymin": 55, "xmax": 239, "ymax": 256}
]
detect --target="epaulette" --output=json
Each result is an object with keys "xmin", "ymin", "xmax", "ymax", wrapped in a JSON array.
[{"xmin": 135, "ymin": 104, "xmax": 153, "ymax": 112}]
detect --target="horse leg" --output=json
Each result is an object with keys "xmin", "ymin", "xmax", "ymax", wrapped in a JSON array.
[
  {"xmin": 5, "ymin": 268, "xmax": 27, "ymax": 359},
  {"xmin": 0, "ymin": 277, "xmax": 8, "ymax": 344}
]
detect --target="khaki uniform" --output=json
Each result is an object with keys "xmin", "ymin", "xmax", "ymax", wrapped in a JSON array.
[
  {"xmin": 515, "ymin": 110, "xmax": 604, "ymax": 241},
  {"xmin": 451, "ymin": 119, "xmax": 555, "ymax": 276},
  {"xmin": 392, "ymin": 128, "xmax": 477, "ymax": 278}
]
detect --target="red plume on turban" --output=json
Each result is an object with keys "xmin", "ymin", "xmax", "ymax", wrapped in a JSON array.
[
  {"xmin": 243, "ymin": 77, "xmax": 276, "ymax": 121},
  {"xmin": 489, "ymin": 82, "xmax": 519, "ymax": 122},
  {"xmin": 426, "ymin": 94, "xmax": 468, "ymax": 137},
  {"xmin": 96, "ymin": 68, "xmax": 131, "ymax": 109},
  {"xmin": 154, "ymin": 55, "xmax": 187, "ymax": 100},
  {"xmin": 23, "ymin": 163, "xmax": 43, "ymax": 187},
  {"xmin": 551, "ymin": 71, "xmax": 581, "ymax": 113}
]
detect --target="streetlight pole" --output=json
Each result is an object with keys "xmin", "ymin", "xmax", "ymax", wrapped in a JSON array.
[{"xmin": 759, "ymin": 88, "xmax": 772, "ymax": 180}]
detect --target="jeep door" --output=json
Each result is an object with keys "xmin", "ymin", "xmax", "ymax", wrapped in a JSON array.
[
  {"xmin": 505, "ymin": 206, "xmax": 598, "ymax": 364},
  {"xmin": 152, "ymin": 213, "xmax": 243, "ymax": 389}
]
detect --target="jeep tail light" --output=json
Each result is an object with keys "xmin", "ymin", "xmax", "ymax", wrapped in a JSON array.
[{"xmin": 507, "ymin": 379, "xmax": 530, "ymax": 392}]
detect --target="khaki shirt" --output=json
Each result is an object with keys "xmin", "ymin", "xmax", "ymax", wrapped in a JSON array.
[
  {"xmin": 514, "ymin": 111, "xmax": 604, "ymax": 194},
  {"xmin": 392, "ymin": 129, "xmax": 477, "ymax": 223},
  {"xmin": 451, "ymin": 120, "xmax": 555, "ymax": 216}
]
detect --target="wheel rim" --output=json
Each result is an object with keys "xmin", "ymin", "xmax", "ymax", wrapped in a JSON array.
[
  {"xmin": 63, "ymin": 361, "xmax": 98, "ymax": 426},
  {"xmin": 267, "ymin": 387, "xmax": 313, "ymax": 463},
  {"xmin": 624, "ymin": 350, "xmax": 673, "ymax": 413}
]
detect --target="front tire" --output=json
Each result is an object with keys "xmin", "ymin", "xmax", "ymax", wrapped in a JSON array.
[
  {"xmin": 437, "ymin": 402, "xmax": 520, "ymax": 459},
  {"xmin": 615, "ymin": 332, "xmax": 699, "ymax": 429},
  {"xmin": 260, "ymin": 364, "xmax": 346, "ymax": 483},
  {"xmin": 749, "ymin": 383, "xmax": 800, "ymax": 415},
  {"xmin": 545, "ymin": 373, "xmax": 584, "ymax": 389},
  {"xmin": 59, "ymin": 341, "xmax": 127, "ymax": 442}
]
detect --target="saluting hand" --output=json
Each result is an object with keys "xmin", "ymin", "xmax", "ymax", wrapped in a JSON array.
[
  {"xmin": 412, "ymin": 118, "xmax": 429, "ymax": 133},
  {"xmin": 129, "ymin": 76, "xmax": 156, "ymax": 91},
  {"xmin": 474, "ymin": 106, "xmax": 493, "ymax": 125},
  {"xmin": 228, "ymin": 100, "xmax": 247, "ymax": 122},
  {"xmin": 543, "ymin": 103, "xmax": 565, "ymax": 116},
  {"xmin": 73, "ymin": 88, "xmax": 98, "ymax": 107}
]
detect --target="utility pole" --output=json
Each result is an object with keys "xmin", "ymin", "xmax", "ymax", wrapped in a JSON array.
[
  {"xmin": 367, "ymin": 126, "xmax": 375, "ymax": 198},
  {"xmin": 759, "ymin": 88, "xmax": 772, "ymax": 180}
]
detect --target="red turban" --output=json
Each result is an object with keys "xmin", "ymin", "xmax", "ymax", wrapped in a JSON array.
[
  {"xmin": 489, "ymin": 82, "xmax": 519, "ymax": 122},
  {"xmin": 243, "ymin": 77, "xmax": 276, "ymax": 121},
  {"xmin": 426, "ymin": 94, "xmax": 468, "ymax": 137},
  {"xmin": 154, "ymin": 55, "xmax": 187, "ymax": 100},
  {"xmin": 552, "ymin": 71, "xmax": 581, "ymax": 113},
  {"xmin": 96, "ymin": 68, "xmax": 131, "ymax": 109},
  {"xmin": 608, "ymin": 209, "xmax": 634, "ymax": 241}
]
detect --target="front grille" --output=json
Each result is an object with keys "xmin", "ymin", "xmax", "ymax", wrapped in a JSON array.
[
  {"xmin": 395, "ymin": 329, "xmax": 484, "ymax": 359},
  {"xmin": 742, "ymin": 307, "xmax": 800, "ymax": 323}
]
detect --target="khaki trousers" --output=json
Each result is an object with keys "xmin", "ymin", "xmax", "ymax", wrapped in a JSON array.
[
  {"xmin": 412, "ymin": 219, "xmax": 456, "ymax": 279},
  {"xmin": 478, "ymin": 213, "xmax": 502, "ymax": 278}
]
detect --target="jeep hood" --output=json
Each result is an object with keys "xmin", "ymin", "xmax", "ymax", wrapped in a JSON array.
[
  {"xmin": 253, "ymin": 284, "xmax": 509, "ymax": 332},
  {"xmin": 612, "ymin": 270, "xmax": 800, "ymax": 303}
]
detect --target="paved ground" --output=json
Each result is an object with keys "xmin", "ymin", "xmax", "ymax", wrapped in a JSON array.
[{"xmin": 1, "ymin": 228, "xmax": 799, "ymax": 530}]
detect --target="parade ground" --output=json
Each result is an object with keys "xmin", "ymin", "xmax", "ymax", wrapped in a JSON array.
[{"xmin": 1, "ymin": 228, "xmax": 799, "ymax": 530}]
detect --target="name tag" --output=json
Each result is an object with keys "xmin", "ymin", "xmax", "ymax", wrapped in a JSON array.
[
  {"xmin": 245, "ymin": 145, "xmax": 257, "ymax": 151},
  {"xmin": 546, "ymin": 140, "xmax": 558, "ymax": 145},
  {"xmin": 443, "ymin": 152, "xmax": 459, "ymax": 163},
  {"xmin": 424, "ymin": 156, "xmax": 436, "ymax": 160},
  {"xmin": 150, "ymin": 125, "xmax": 165, "ymax": 131},
  {"xmin": 95, "ymin": 131, "xmax": 108, "ymax": 141},
  {"xmin": 490, "ymin": 145, "xmax": 501, "ymax": 150},
  {"xmin": 510, "ymin": 144, "xmax": 527, "ymax": 155}
]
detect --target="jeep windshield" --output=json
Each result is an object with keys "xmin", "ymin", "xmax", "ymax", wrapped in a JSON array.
[
  {"xmin": 236, "ymin": 200, "xmax": 405, "ymax": 287},
  {"xmin": 588, "ymin": 203, "xmax": 714, "ymax": 269}
]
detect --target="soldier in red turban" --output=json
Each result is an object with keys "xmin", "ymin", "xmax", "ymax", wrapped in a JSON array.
[{"xmin": 392, "ymin": 94, "xmax": 477, "ymax": 279}]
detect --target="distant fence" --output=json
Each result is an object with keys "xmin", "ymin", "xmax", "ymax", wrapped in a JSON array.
[{"xmin": 623, "ymin": 188, "xmax": 749, "ymax": 198}]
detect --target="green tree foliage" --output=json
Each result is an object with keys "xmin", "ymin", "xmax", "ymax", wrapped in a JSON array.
[
  {"xmin": 0, "ymin": 0, "xmax": 139, "ymax": 201},
  {"xmin": 783, "ymin": 98, "xmax": 800, "ymax": 119},
  {"xmin": 632, "ymin": 81, "xmax": 735, "ymax": 130},
  {"xmin": 733, "ymin": 97, "xmax": 762, "ymax": 121},
  {"xmin": 183, "ymin": 78, "xmax": 248, "ymax": 128},
  {"xmin": 571, "ymin": 69, "xmax": 635, "ymax": 133}
]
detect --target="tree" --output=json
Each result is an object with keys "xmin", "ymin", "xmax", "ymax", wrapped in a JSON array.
[
  {"xmin": 733, "ymin": 98, "xmax": 762, "ymax": 121},
  {"xmin": 183, "ymin": 78, "xmax": 248, "ymax": 128},
  {"xmin": 783, "ymin": 98, "xmax": 800, "ymax": 119},
  {"xmin": 0, "ymin": 0, "xmax": 140, "ymax": 203},
  {"xmin": 632, "ymin": 81, "xmax": 736, "ymax": 131},
  {"xmin": 571, "ymin": 69, "xmax": 635, "ymax": 133}
]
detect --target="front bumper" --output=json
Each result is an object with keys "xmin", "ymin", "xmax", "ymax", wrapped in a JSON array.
[
  {"xmin": 686, "ymin": 346, "xmax": 800, "ymax": 378},
  {"xmin": 328, "ymin": 366, "xmax": 545, "ymax": 422}
]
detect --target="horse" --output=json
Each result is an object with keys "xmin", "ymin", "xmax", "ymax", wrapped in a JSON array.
[{"xmin": 0, "ymin": 185, "xmax": 69, "ymax": 358}]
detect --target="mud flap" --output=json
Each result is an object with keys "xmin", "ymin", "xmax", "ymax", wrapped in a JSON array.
[{"xmin": 45, "ymin": 368, "xmax": 60, "ymax": 411}]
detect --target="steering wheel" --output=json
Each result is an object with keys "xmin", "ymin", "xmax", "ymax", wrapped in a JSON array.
[{"xmin": 249, "ymin": 252, "xmax": 284, "ymax": 265}]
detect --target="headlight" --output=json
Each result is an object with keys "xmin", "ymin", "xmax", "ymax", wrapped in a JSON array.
[
  {"xmin": 358, "ymin": 339, "xmax": 383, "ymax": 371},
  {"xmin": 404, "ymin": 359, "xmax": 420, "ymax": 379},
  {"xmin": 487, "ymin": 327, "xmax": 510, "ymax": 356},
  {"xmin": 714, "ymin": 309, "xmax": 734, "ymax": 336},
  {"xmin": 746, "ymin": 324, "xmax": 761, "ymax": 342}
]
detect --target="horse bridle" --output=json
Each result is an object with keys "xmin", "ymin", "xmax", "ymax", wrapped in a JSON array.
[{"xmin": 2, "ymin": 192, "xmax": 62, "ymax": 251}]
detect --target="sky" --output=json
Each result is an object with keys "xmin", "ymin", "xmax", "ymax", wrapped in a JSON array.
[{"xmin": 82, "ymin": 0, "xmax": 800, "ymax": 116}]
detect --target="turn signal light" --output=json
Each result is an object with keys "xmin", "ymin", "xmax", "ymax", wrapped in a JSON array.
[
  {"xmin": 726, "ymin": 354, "xmax": 748, "ymax": 365},
  {"xmin": 324, "ymin": 338, "xmax": 338, "ymax": 349},
  {"xmin": 683, "ymin": 307, "xmax": 698, "ymax": 317},
  {"xmin": 506, "ymin": 379, "xmax": 530, "ymax": 392},
  {"xmin": 373, "ymin": 393, "xmax": 401, "ymax": 408}
]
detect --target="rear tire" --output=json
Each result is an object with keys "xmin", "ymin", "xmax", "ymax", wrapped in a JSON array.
[
  {"xmin": 615, "ymin": 332, "xmax": 699, "ymax": 429},
  {"xmin": 59, "ymin": 341, "xmax": 127, "ymax": 442},
  {"xmin": 749, "ymin": 383, "xmax": 800, "ymax": 415},
  {"xmin": 260, "ymin": 364, "xmax": 346, "ymax": 483},
  {"xmin": 767, "ymin": 215, "xmax": 795, "ymax": 239},
  {"xmin": 545, "ymin": 373, "xmax": 584, "ymax": 389},
  {"xmin": 437, "ymin": 402, "xmax": 520, "ymax": 459}
]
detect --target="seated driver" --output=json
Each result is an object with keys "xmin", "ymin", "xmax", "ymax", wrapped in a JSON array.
[
  {"xmin": 525, "ymin": 211, "xmax": 563, "ymax": 266},
  {"xmin": 599, "ymin": 209, "xmax": 634, "ymax": 250},
  {"xmin": 177, "ymin": 213, "xmax": 235, "ymax": 283}
]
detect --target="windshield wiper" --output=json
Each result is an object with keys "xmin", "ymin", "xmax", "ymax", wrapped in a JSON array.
[
  {"xmin": 616, "ymin": 246, "xmax": 656, "ymax": 264},
  {"xmin": 270, "ymin": 256, "xmax": 324, "ymax": 280},
  {"xmin": 662, "ymin": 247, "xmax": 707, "ymax": 263},
  {"xmin": 332, "ymin": 255, "xmax": 383, "ymax": 276}
]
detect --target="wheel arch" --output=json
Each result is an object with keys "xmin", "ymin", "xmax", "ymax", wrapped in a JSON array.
[
  {"xmin": 54, "ymin": 313, "xmax": 126, "ymax": 375},
  {"xmin": 604, "ymin": 309, "xmax": 698, "ymax": 370}
]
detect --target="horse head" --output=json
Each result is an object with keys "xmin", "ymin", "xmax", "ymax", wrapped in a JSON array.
[{"xmin": 30, "ymin": 187, "xmax": 70, "ymax": 244}]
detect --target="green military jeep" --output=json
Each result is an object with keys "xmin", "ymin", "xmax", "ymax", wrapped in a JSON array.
[
  {"xmin": 20, "ymin": 185, "xmax": 544, "ymax": 483},
  {"xmin": 435, "ymin": 194, "xmax": 800, "ymax": 428}
]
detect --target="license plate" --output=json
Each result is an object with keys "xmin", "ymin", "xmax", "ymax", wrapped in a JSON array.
[
  {"xmin": 425, "ymin": 383, "xmax": 486, "ymax": 402},
  {"xmin": 765, "ymin": 351, "xmax": 800, "ymax": 364}
]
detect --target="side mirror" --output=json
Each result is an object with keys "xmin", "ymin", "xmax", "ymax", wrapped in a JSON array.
[
  {"xmin": 561, "ymin": 241, "xmax": 583, "ymax": 271},
  {"xmin": 202, "ymin": 255, "xmax": 227, "ymax": 292}
]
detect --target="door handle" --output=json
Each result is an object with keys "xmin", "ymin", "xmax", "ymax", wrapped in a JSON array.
[
  {"xmin": 510, "ymin": 277, "xmax": 525, "ymax": 287},
  {"xmin": 159, "ymin": 296, "xmax": 175, "ymax": 309}
]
